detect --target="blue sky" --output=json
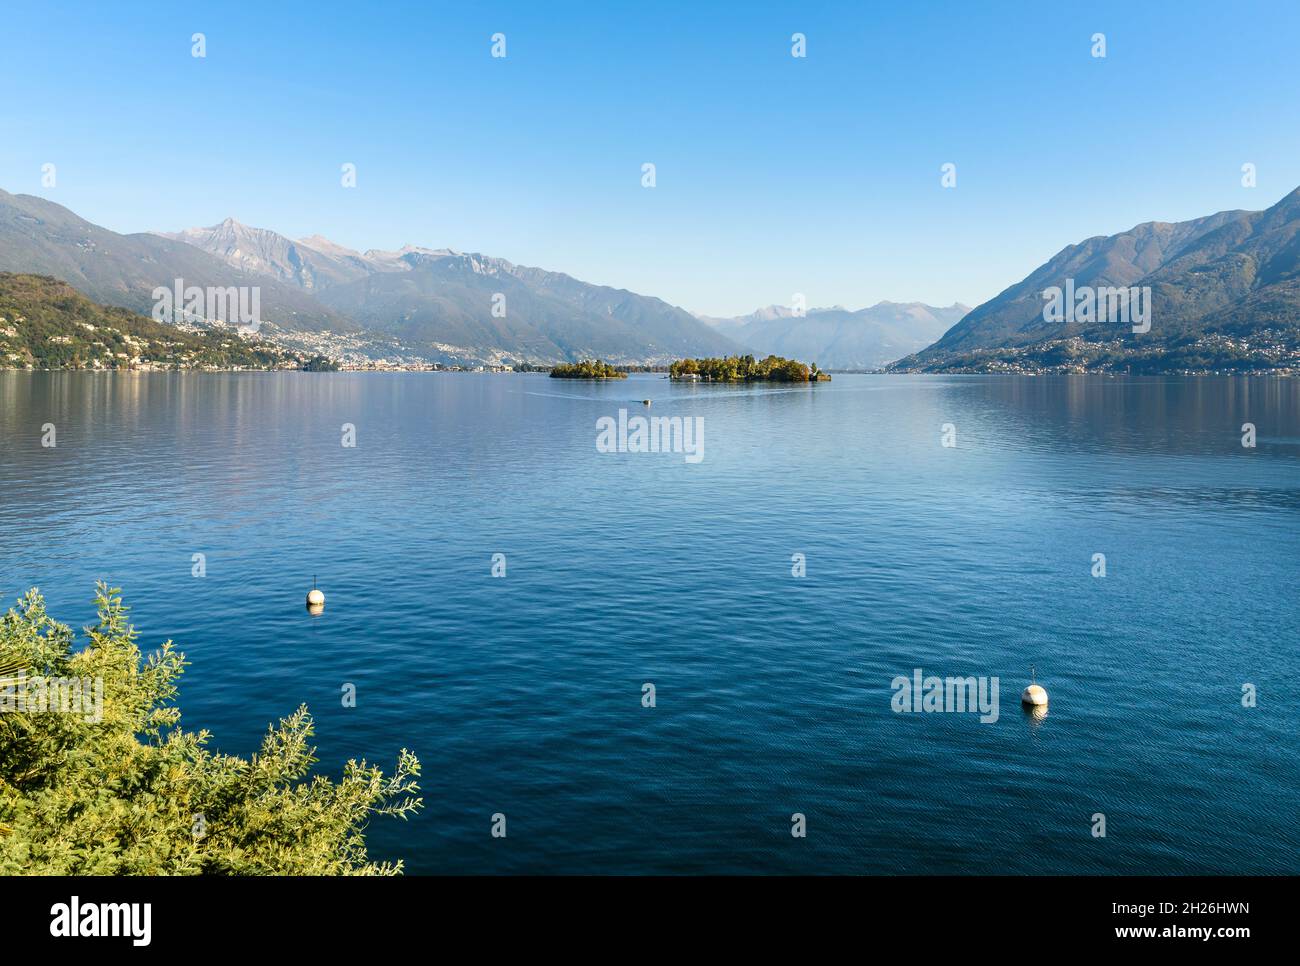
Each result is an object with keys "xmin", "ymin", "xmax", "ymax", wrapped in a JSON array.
[{"xmin": 3, "ymin": 0, "xmax": 1299, "ymax": 316}]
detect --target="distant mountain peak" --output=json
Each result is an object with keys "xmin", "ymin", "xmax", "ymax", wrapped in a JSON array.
[
  {"xmin": 151, "ymin": 218, "xmax": 377, "ymax": 293},
  {"xmin": 295, "ymin": 234, "xmax": 368, "ymax": 260},
  {"xmin": 359, "ymin": 244, "xmax": 459, "ymax": 261}
]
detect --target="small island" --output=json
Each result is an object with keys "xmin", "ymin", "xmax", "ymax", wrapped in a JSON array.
[
  {"xmin": 549, "ymin": 359, "xmax": 627, "ymax": 379},
  {"xmin": 669, "ymin": 354, "xmax": 830, "ymax": 382}
]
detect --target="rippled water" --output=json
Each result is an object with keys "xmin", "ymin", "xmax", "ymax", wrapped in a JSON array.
[{"xmin": 1, "ymin": 371, "xmax": 1297, "ymax": 874}]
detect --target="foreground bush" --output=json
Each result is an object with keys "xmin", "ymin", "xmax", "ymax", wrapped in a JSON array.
[{"xmin": 0, "ymin": 584, "xmax": 421, "ymax": 875}]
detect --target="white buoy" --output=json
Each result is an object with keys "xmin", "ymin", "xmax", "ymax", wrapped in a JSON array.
[
  {"xmin": 1021, "ymin": 684, "xmax": 1048, "ymax": 706},
  {"xmin": 306, "ymin": 575, "xmax": 325, "ymax": 609},
  {"xmin": 1020, "ymin": 664, "xmax": 1047, "ymax": 706}
]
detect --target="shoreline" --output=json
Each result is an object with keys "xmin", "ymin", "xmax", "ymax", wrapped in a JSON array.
[{"xmin": 3, "ymin": 367, "xmax": 1298, "ymax": 377}]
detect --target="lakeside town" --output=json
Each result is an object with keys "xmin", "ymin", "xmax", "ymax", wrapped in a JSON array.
[{"xmin": 890, "ymin": 333, "xmax": 1300, "ymax": 377}]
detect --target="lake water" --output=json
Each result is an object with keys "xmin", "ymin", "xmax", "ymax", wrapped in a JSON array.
[{"xmin": 1, "ymin": 371, "xmax": 1297, "ymax": 874}]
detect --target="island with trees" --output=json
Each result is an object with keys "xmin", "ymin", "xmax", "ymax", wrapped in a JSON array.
[
  {"xmin": 549, "ymin": 359, "xmax": 627, "ymax": 379},
  {"xmin": 669, "ymin": 354, "xmax": 830, "ymax": 382}
]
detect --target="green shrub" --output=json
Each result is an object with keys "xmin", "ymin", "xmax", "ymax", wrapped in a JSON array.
[{"xmin": 0, "ymin": 584, "xmax": 421, "ymax": 875}]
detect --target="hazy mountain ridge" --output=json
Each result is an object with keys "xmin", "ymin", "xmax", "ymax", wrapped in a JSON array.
[
  {"xmin": 159, "ymin": 217, "xmax": 740, "ymax": 364},
  {"xmin": 157, "ymin": 219, "xmax": 376, "ymax": 291},
  {"xmin": 703, "ymin": 301, "xmax": 969, "ymax": 369}
]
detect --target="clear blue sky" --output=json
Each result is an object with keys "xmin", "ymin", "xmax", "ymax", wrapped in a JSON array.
[{"xmin": 3, "ymin": 0, "xmax": 1299, "ymax": 316}]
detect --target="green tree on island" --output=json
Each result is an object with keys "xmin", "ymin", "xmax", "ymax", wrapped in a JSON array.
[{"xmin": 0, "ymin": 584, "xmax": 421, "ymax": 875}]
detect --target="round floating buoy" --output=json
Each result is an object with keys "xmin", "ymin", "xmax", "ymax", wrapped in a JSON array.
[
  {"xmin": 1021, "ymin": 684, "xmax": 1048, "ymax": 706},
  {"xmin": 642, "ymin": 399, "xmax": 651, "ymax": 406},
  {"xmin": 306, "ymin": 588, "xmax": 325, "ymax": 607}
]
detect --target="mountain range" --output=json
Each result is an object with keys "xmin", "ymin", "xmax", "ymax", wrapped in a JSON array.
[
  {"xmin": 157, "ymin": 216, "xmax": 750, "ymax": 363},
  {"xmin": 893, "ymin": 187, "xmax": 1300, "ymax": 371},
  {"xmin": 699, "ymin": 302, "xmax": 969, "ymax": 370},
  {"xmin": 0, "ymin": 189, "xmax": 739, "ymax": 365},
  {"xmin": 6, "ymin": 184, "xmax": 1300, "ymax": 372}
]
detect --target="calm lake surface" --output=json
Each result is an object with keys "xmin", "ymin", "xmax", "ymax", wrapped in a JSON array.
[{"xmin": 1, "ymin": 371, "xmax": 1297, "ymax": 874}]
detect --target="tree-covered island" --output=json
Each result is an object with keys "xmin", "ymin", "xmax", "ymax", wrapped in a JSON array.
[
  {"xmin": 549, "ymin": 359, "xmax": 628, "ymax": 379},
  {"xmin": 669, "ymin": 354, "xmax": 830, "ymax": 382}
]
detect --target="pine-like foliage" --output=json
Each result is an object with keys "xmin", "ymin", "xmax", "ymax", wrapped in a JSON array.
[{"xmin": 0, "ymin": 584, "xmax": 421, "ymax": 874}]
